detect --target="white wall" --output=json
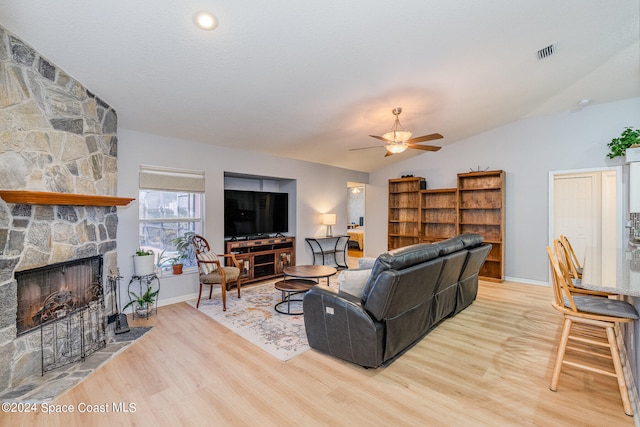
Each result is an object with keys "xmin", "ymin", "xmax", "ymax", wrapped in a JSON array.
[
  {"xmin": 367, "ymin": 97, "xmax": 640, "ymax": 284},
  {"xmin": 117, "ymin": 129, "xmax": 368, "ymax": 305}
]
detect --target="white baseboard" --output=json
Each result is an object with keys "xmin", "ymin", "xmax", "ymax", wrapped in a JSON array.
[
  {"xmin": 157, "ymin": 293, "xmax": 199, "ymax": 307},
  {"xmin": 504, "ymin": 276, "xmax": 550, "ymax": 287}
]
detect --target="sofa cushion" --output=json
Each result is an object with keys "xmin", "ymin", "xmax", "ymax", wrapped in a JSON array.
[
  {"xmin": 358, "ymin": 257, "xmax": 377, "ymax": 269},
  {"xmin": 361, "ymin": 243, "xmax": 441, "ymax": 303},
  {"xmin": 456, "ymin": 233, "xmax": 484, "ymax": 249},
  {"xmin": 384, "ymin": 243, "xmax": 442, "ymax": 270},
  {"xmin": 437, "ymin": 237, "xmax": 464, "ymax": 256},
  {"xmin": 338, "ymin": 269, "xmax": 372, "ymax": 298},
  {"xmin": 362, "ymin": 243, "xmax": 440, "ymax": 303},
  {"xmin": 364, "ymin": 257, "xmax": 443, "ymax": 321}
]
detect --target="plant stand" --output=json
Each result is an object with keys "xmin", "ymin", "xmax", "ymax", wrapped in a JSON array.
[{"xmin": 128, "ymin": 273, "xmax": 161, "ymax": 319}]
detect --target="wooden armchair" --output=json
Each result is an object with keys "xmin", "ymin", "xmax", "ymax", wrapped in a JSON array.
[{"xmin": 192, "ymin": 235, "xmax": 242, "ymax": 310}]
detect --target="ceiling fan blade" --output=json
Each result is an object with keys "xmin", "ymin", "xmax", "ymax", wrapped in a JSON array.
[
  {"xmin": 369, "ymin": 134, "xmax": 391, "ymax": 142},
  {"xmin": 406, "ymin": 133, "xmax": 444, "ymax": 144},
  {"xmin": 349, "ymin": 145, "xmax": 384, "ymax": 151},
  {"xmin": 384, "ymin": 151, "xmax": 394, "ymax": 157},
  {"xmin": 407, "ymin": 144, "xmax": 441, "ymax": 152}
]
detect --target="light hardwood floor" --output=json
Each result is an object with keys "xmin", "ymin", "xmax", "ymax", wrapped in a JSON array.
[{"xmin": 5, "ymin": 280, "xmax": 634, "ymax": 426}]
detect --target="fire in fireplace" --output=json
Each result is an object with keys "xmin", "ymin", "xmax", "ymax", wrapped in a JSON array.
[{"xmin": 15, "ymin": 256, "xmax": 103, "ymax": 336}]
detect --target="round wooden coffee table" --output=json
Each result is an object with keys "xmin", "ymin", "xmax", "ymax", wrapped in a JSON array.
[{"xmin": 274, "ymin": 265, "xmax": 337, "ymax": 315}]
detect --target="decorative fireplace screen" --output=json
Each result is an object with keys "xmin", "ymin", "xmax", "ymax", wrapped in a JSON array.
[{"xmin": 15, "ymin": 256, "xmax": 106, "ymax": 373}]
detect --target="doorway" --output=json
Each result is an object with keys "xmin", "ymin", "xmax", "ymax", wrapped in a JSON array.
[
  {"xmin": 549, "ymin": 167, "xmax": 622, "ymax": 275},
  {"xmin": 347, "ymin": 182, "xmax": 365, "ymax": 262}
]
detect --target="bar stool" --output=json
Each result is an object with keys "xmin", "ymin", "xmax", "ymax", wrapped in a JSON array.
[
  {"xmin": 553, "ymin": 239, "xmax": 610, "ymax": 297},
  {"xmin": 547, "ymin": 246, "xmax": 638, "ymax": 416},
  {"xmin": 559, "ymin": 235, "xmax": 583, "ymax": 279}
]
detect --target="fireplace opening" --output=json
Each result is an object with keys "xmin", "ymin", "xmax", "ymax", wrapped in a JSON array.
[
  {"xmin": 15, "ymin": 256, "xmax": 104, "ymax": 336},
  {"xmin": 15, "ymin": 256, "xmax": 107, "ymax": 373}
]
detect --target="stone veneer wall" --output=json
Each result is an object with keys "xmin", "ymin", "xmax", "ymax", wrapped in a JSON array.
[{"xmin": 0, "ymin": 26, "xmax": 120, "ymax": 392}]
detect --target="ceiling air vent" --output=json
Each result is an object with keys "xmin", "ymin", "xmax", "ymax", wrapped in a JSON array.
[{"xmin": 537, "ymin": 43, "xmax": 555, "ymax": 60}]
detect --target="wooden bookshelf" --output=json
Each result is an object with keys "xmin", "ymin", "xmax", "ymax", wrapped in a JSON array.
[
  {"xmin": 388, "ymin": 177, "xmax": 424, "ymax": 250},
  {"xmin": 457, "ymin": 170, "xmax": 505, "ymax": 282},
  {"xmin": 421, "ymin": 188, "xmax": 458, "ymax": 243},
  {"xmin": 388, "ymin": 172, "xmax": 506, "ymax": 282}
]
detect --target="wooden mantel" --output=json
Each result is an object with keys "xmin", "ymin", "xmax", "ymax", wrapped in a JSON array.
[{"xmin": 0, "ymin": 190, "xmax": 135, "ymax": 207}]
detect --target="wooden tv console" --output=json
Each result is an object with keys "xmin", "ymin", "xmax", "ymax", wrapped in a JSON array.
[{"xmin": 225, "ymin": 236, "xmax": 295, "ymax": 284}]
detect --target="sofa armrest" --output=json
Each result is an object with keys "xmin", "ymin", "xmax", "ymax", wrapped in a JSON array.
[{"xmin": 303, "ymin": 285, "xmax": 385, "ymax": 368}]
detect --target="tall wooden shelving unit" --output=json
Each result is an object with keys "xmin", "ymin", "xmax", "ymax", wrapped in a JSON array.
[
  {"xmin": 388, "ymin": 172, "xmax": 505, "ymax": 281},
  {"xmin": 420, "ymin": 188, "xmax": 458, "ymax": 243},
  {"xmin": 388, "ymin": 177, "xmax": 424, "ymax": 250},
  {"xmin": 457, "ymin": 170, "xmax": 505, "ymax": 282}
]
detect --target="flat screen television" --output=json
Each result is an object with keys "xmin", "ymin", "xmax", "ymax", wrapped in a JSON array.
[{"xmin": 224, "ymin": 190, "xmax": 288, "ymax": 238}]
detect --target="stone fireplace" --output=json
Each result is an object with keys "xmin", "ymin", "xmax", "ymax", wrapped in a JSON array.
[{"xmin": 0, "ymin": 26, "xmax": 125, "ymax": 393}]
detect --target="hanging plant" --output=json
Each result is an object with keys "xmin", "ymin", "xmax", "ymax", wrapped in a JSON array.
[{"xmin": 606, "ymin": 127, "xmax": 640, "ymax": 159}]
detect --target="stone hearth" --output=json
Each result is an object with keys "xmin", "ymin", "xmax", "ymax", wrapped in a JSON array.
[{"xmin": 0, "ymin": 26, "xmax": 122, "ymax": 394}]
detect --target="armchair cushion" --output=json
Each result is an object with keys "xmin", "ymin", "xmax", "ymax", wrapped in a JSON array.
[
  {"xmin": 197, "ymin": 251, "xmax": 219, "ymax": 274},
  {"xmin": 201, "ymin": 266, "xmax": 240, "ymax": 284},
  {"xmin": 338, "ymin": 268, "xmax": 372, "ymax": 298}
]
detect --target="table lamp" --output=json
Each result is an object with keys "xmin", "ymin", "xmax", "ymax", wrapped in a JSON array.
[{"xmin": 322, "ymin": 213, "xmax": 336, "ymax": 237}]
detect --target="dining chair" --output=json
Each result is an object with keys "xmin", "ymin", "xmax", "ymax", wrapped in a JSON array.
[
  {"xmin": 553, "ymin": 239, "xmax": 610, "ymax": 297},
  {"xmin": 546, "ymin": 246, "xmax": 637, "ymax": 416},
  {"xmin": 559, "ymin": 235, "xmax": 583, "ymax": 279},
  {"xmin": 192, "ymin": 235, "xmax": 242, "ymax": 310}
]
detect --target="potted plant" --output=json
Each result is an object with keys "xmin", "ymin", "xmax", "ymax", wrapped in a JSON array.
[
  {"xmin": 155, "ymin": 249, "xmax": 169, "ymax": 277},
  {"xmin": 169, "ymin": 253, "xmax": 187, "ymax": 275},
  {"xmin": 123, "ymin": 286, "xmax": 159, "ymax": 316},
  {"xmin": 133, "ymin": 248, "xmax": 155, "ymax": 277},
  {"xmin": 170, "ymin": 231, "xmax": 196, "ymax": 274},
  {"xmin": 606, "ymin": 127, "xmax": 640, "ymax": 160}
]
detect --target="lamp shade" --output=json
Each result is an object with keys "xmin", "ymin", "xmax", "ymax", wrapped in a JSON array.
[{"xmin": 322, "ymin": 213, "xmax": 337, "ymax": 225}]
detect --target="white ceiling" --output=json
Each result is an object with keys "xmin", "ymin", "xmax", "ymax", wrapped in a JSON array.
[{"xmin": 2, "ymin": 1, "xmax": 639, "ymax": 172}]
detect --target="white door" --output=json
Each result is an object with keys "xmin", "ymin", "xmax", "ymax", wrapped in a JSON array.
[
  {"xmin": 551, "ymin": 169, "xmax": 619, "ymax": 282},
  {"xmin": 553, "ymin": 173, "xmax": 599, "ymax": 262}
]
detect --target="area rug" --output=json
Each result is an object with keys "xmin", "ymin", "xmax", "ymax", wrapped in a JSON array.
[{"xmin": 187, "ymin": 279, "xmax": 336, "ymax": 362}]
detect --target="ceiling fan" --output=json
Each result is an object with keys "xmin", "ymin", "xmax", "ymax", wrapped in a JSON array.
[{"xmin": 350, "ymin": 107, "xmax": 443, "ymax": 156}]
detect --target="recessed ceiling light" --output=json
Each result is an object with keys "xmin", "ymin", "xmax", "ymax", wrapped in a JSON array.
[
  {"xmin": 194, "ymin": 12, "xmax": 218, "ymax": 30},
  {"xmin": 577, "ymin": 99, "xmax": 590, "ymax": 106}
]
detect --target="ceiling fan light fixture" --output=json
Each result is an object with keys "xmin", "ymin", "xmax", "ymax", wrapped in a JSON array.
[
  {"xmin": 355, "ymin": 107, "xmax": 442, "ymax": 156},
  {"xmin": 385, "ymin": 142, "xmax": 408, "ymax": 154},
  {"xmin": 382, "ymin": 107, "xmax": 413, "ymax": 143},
  {"xmin": 382, "ymin": 130, "xmax": 412, "ymax": 143}
]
